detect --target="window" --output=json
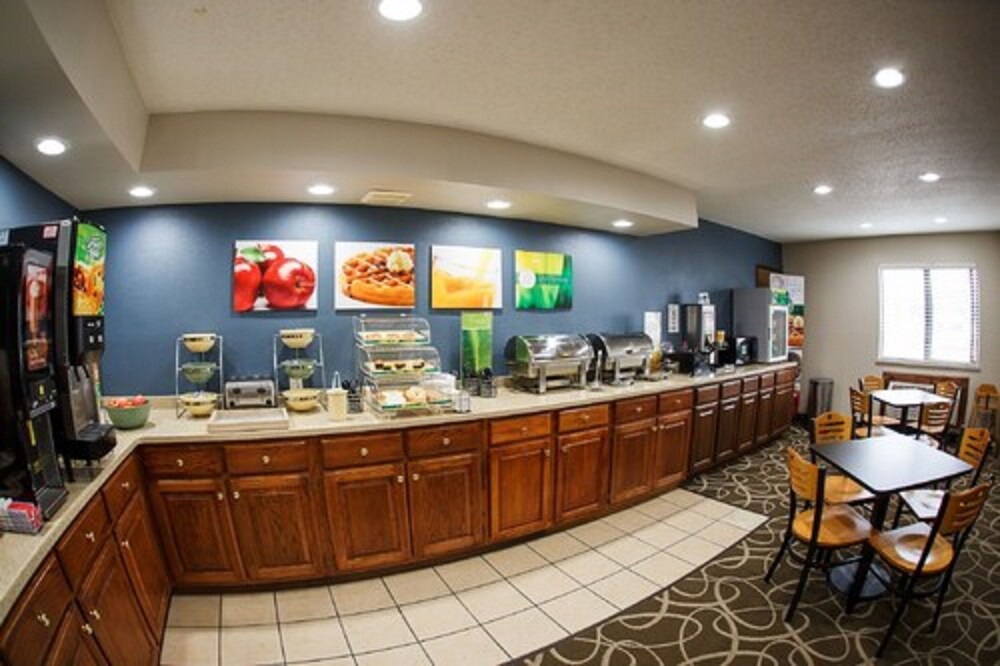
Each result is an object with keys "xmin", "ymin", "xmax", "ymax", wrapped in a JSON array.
[{"xmin": 878, "ymin": 265, "xmax": 980, "ymax": 368}]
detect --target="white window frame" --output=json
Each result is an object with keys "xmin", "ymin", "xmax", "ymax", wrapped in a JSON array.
[{"xmin": 877, "ymin": 263, "xmax": 981, "ymax": 371}]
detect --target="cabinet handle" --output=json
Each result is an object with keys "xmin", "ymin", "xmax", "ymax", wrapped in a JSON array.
[
  {"xmin": 651, "ymin": 425, "xmax": 659, "ymax": 433},
  {"xmin": 582, "ymin": 414, "xmax": 591, "ymax": 422},
  {"xmin": 232, "ymin": 491, "xmax": 240, "ymax": 500},
  {"xmin": 176, "ymin": 458, "xmax": 185, "ymax": 468},
  {"xmin": 36, "ymin": 612, "xmax": 51, "ymax": 627},
  {"xmin": 544, "ymin": 448, "xmax": 551, "ymax": 457},
  {"xmin": 89, "ymin": 609, "xmax": 101, "ymax": 621},
  {"xmin": 396, "ymin": 475, "xmax": 404, "ymax": 484},
  {"xmin": 84, "ymin": 531, "xmax": 96, "ymax": 543},
  {"xmin": 360, "ymin": 447, "xmax": 369, "ymax": 457},
  {"xmin": 81, "ymin": 623, "xmax": 94, "ymax": 636},
  {"xmin": 635, "ymin": 406, "xmax": 643, "ymax": 413},
  {"xmin": 412, "ymin": 473, "xmax": 420, "ymax": 481},
  {"xmin": 216, "ymin": 492, "xmax": 224, "ymax": 501},
  {"xmin": 261, "ymin": 454, "xmax": 271, "ymax": 465},
  {"xmin": 121, "ymin": 481, "xmax": 131, "ymax": 491},
  {"xmin": 442, "ymin": 437, "xmax": 451, "ymax": 446},
  {"xmin": 120, "ymin": 539, "xmax": 131, "ymax": 550},
  {"xmin": 561, "ymin": 446, "xmax": 568, "ymax": 454},
  {"xmin": 520, "ymin": 426, "xmax": 528, "ymax": 433}
]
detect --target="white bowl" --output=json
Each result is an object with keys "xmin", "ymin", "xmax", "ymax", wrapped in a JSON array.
[
  {"xmin": 282, "ymin": 388, "xmax": 321, "ymax": 412},
  {"xmin": 182, "ymin": 333, "xmax": 217, "ymax": 354},
  {"xmin": 180, "ymin": 392, "xmax": 218, "ymax": 417},
  {"xmin": 280, "ymin": 328, "xmax": 315, "ymax": 349}
]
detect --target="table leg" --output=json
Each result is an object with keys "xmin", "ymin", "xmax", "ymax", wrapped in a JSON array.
[
  {"xmin": 867, "ymin": 394, "xmax": 874, "ymax": 437},
  {"xmin": 899, "ymin": 405, "xmax": 911, "ymax": 435},
  {"xmin": 916, "ymin": 403, "xmax": 925, "ymax": 439},
  {"xmin": 843, "ymin": 493, "xmax": 891, "ymax": 612}
]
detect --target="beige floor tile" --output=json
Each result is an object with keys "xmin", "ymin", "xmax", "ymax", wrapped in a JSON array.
[
  {"xmin": 568, "ymin": 519, "xmax": 624, "ymax": 547},
  {"xmin": 661, "ymin": 488, "xmax": 705, "ymax": 508},
  {"xmin": 434, "ymin": 556, "xmax": 501, "ymax": 592},
  {"xmin": 539, "ymin": 587, "xmax": 617, "ymax": 633},
  {"xmin": 399, "ymin": 594, "xmax": 477, "ymax": 640},
  {"xmin": 634, "ymin": 498, "xmax": 683, "ymax": 520},
  {"xmin": 166, "ymin": 594, "xmax": 220, "ymax": 628},
  {"xmin": 221, "ymin": 591, "xmax": 277, "ymax": 627},
  {"xmin": 422, "ymin": 626, "xmax": 509, "ymax": 666},
  {"xmin": 689, "ymin": 497, "xmax": 737, "ymax": 519},
  {"xmin": 601, "ymin": 508, "xmax": 656, "ymax": 532},
  {"xmin": 483, "ymin": 544, "xmax": 547, "ymax": 577},
  {"xmin": 596, "ymin": 535, "xmax": 657, "ymax": 566},
  {"xmin": 456, "ymin": 579, "xmax": 532, "ymax": 623},
  {"xmin": 340, "ymin": 607, "xmax": 416, "ymax": 654},
  {"xmin": 509, "ymin": 564, "xmax": 580, "ymax": 604},
  {"xmin": 527, "ymin": 532, "xmax": 589, "ymax": 562},
  {"xmin": 630, "ymin": 551, "xmax": 695, "ymax": 587},
  {"xmin": 220, "ymin": 624, "xmax": 283, "ymax": 665},
  {"xmin": 330, "ymin": 579, "xmax": 395, "ymax": 616},
  {"xmin": 722, "ymin": 507, "xmax": 769, "ymax": 531},
  {"xmin": 354, "ymin": 644, "xmax": 430, "ymax": 666},
  {"xmin": 277, "ymin": 586, "xmax": 336, "ymax": 623},
  {"xmin": 633, "ymin": 521, "xmax": 688, "ymax": 549},
  {"xmin": 555, "ymin": 550, "xmax": 621, "ymax": 585},
  {"xmin": 383, "ymin": 568, "xmax": 450, "ymax": 605},
  {"xmin": 588, "ymin": 569, "xmax": 660, "ymax": 610},
  {"xmin": 159, "ymin": 627, "xmax": 218, "ymax": 665},
  {"xmin": 665, "ymin": 534, "xmax": 727, "ymax": 565},
  {"xmin": 290, "ymin": 658, "xmax": 355, "ymax": 666},
  {"xmin": 662, "ymin": 508, "xmax": 714, "ymax": 534},
  {"xmin": 280, "ymin": 617, "xmax": 350, "ymax": 662},
  {"xmin": 484, "ymin": 607, "xmax": 567, "ymax": 659},
  {"xmin": 699, "ymin": 520, "xmax": 750, "ymax": 547}
]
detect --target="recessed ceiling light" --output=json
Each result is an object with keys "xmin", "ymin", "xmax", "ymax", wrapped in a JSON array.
[
  {"xmin": 859, "ymin": 223, "xmax": 873, "ymax": 229},
  {"xmin": 873, "ymin": 67, "xmax": 905, "ymax": 88},
  {"xmin": 612, "ymin": 219, "xmax": 634, "ymax": 229},
  {"xmin": 378, "ymin": 0, "xmax": 422, "ymax": 21},
  {"xmin": 307, "ymin": 183, "xmax": 336, "ymax": 196},
  {"xmin": 918, "ymin": 172, "xmax": 940, "ymax": 183},
  {"xmin": 701, "ymin": 113, "xmax": 731, "ymax": 129},
  {"xmin": 35, "ymin": 137, "xmax": 67, "ymax": 156},
  {"xmin": 813, "ymin": 184, "xmax": 833, "ymax": 195},
  {"xmin": 485, "ymin": 199, "xmax": 511, "ymax": 210},
  {"xmin": 128, "ymin": 185, "xmax": 155, "ymax": 198},
  {"xmin": 934, "ymin": 216, "xmax": 948, "ymax": 224}
]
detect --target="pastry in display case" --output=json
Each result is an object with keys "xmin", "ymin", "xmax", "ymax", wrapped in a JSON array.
[{"xmin": 354, "ymin": 315, "xmax": 430, "ymax": 346}]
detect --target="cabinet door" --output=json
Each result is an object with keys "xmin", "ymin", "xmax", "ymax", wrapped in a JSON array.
[
  {"xmin": 555, "ymin": 427, "xmax": 609, "ymax": 521},
  {"xmin": 714, "ymin": 397, "xmax": 741, "ymax": 464},
  {"xmin": 652, "ymin": 411, "xmax": 691, "ymax": 489},
  {"xmin": 737, "ymin": 392, "xmax": 759, "ymax": 452},
  {"xmin": 773, "ymin": 385, "xmax": 794, "ymax": 437},
  {"xmin": 148, "ymin": 478, "xmax": 244, "ymax": 586},
  {"xmin": 46, "ymin": 605, "xmax": 107, "ymax": 666},
  {"xmin": 114, "ymin": 494, "xmax": 171, "ymax": 637},
  {"xmin": 690, "ymin": 403, "xmax": 719, "ymax": 474},
  {"xmin": 229, "ymin": 473, "xmax": 325, "ymax": 581},
  {"xmin": 756, "ymin": 389, "xmax": 774, "ymax": 445},
  {"xmin": 489, "ymin": 437, "xmax": 553, "ymax": 541},
  {"xmin": 325, "ymin": 463, "xmax": 411, "ymax": 571},
  {"xmin": 408, "ymin": 453, "xmax": 484, "ymax": 558},
  {"xmin": 78, "ymin": 540, "xmax": 157, "ymax": 666},
  {"xmin": 610, "ymin": 418, "xmax": 656, "ymax": 504}
]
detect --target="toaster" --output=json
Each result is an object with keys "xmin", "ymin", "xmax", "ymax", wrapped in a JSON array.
[{"xmin": 225, "ymin": 377, "xmax": 277, "ymax": 409}]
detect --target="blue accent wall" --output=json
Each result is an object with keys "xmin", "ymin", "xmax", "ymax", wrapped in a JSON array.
[
  {"xmin": 0, "ymin": 157, "xmax": 74, "ymax": 227},
  {"xmin": 82, "ymin": 203, "xmax": 781, "ymax": 395}
]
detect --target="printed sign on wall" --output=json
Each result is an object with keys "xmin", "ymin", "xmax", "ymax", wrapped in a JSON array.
[
  {"xmin": 335, "ymin": 242, "xmax": 416, "ymax": 310},
  {"xmin": 233, "ymin": 240, "xmax": 318, "ymax": 312},
  {"xmin": 514, "ymin": 250, "xmax": 573, "ymax": 310},
  {"xmin": 431, "ymin": 245, "xmax": 502, "ymax": 309}
]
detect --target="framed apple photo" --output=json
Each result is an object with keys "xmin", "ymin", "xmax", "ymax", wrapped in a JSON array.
[
  {"xmin": 335, "ymin": 242, "xmax": 416, "ymax": 310},
  {"xmin": 233, "ymin": 240, "xmax": 318, "ymax": 312}
]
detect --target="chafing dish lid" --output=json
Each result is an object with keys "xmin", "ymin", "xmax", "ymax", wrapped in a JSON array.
[
  {"xmin": 505, "ymin": 334, "xmax": 594, "ymax": 363},
  {"xmin": 587, "ymin": 332, "xmax": 654, "ymax": 356}
]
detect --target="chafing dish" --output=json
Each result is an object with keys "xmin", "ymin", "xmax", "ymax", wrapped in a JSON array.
[
  {"xmin": 505, "ymin": 335, "xmax": 593, "ymax": 393},
  {"xmin": 587, "ymin": 333, "xmax": 654, "ymax": 385}
]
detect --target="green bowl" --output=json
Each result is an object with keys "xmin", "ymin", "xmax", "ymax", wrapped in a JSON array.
[
  {"xmin": 281, "ymin": 359, "xmax": 316, "ymax": 380},
  {"xmin": 105, "ymin": 403, "xmax": 151, "ymax": 430},
  {"xmin": 182, "ymin": 362, "xmax": 217, "ymax": 385}
]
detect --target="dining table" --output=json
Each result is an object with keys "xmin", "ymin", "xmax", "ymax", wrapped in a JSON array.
[
  {"xmin": 810, "ymin": 433, "xmax": 973, "ymax": 611},
  {"xmin": 867, "ymin": 388, "xmax": 951, "ymax": 438}
]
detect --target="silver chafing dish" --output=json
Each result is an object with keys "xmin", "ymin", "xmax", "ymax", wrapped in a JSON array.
[
  {"xmin": 587, "ymin": 332, "xmax": 655, "ymax": 385},
  {"xmin": 505, "ymin": 334, "xmax": 593, "ymax": 393}
]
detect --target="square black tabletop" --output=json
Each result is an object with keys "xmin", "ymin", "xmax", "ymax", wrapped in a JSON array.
[
  {"xmin": 869, "ymin": 388, "xmax": 951, "ymax": 408},
  {"xmin": 810, "ymin": 434, "xmax": 973, "ymax": 495}
]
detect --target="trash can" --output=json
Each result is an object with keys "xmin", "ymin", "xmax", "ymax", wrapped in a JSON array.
[{"xmin": 807, "ymin": 377, "xmax": 834, "ymax": 419}]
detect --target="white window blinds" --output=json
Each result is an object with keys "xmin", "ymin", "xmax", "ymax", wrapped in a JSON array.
[{"xmin": 878, "ymin": 265, "xmax": 980, "ymax": 368}]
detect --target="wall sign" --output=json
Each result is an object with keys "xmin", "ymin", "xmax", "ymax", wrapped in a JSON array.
[
  {"xmin": 515, "ymin": 250, "xmax": 572, "ymax": 310},
  {"xmin": 233, "ymin": 240, "xmax": 318, "ymax": 312},
  {"xmin": 335, "ymin": 242, "xmax": 416, "ymax": 310},
  {"xmin": 431, "ymin": 245, "xmax": 502, "ymax": 309}
]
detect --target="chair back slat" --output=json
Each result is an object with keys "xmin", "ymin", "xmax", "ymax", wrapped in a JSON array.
[
  {"xmin": 814, "ymin": 411, "xmax": 852, "ymax": 444},
  {"xmin": 921, "ymin": 401, "xmax": 952, "ymax": 429},
  {"xmin": 958, "ymin": 427, "xmax": 991, "ymax": 470},
  {"xmin": 860, "ymin": 375, "xmax": 884, "ymax": 393},
  {"xmin": 939, "ymin": 483, "xmax": 991, "ymax": 535},
  {"xmin": 849, "ymin": 387, "xmax": 867, "ymax": 417},
  {"xmin": 974, "ymin": 383, "xmax": 999, "ymax": 411},
  {"xmin": 787, "ymin": 448, "xmax": 819, "ymax": 501}
]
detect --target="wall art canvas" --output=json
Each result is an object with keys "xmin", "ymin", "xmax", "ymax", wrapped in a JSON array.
[
  {"xmin": 431, "ymin": 245, "xmax": 502, "ymax": 309},
  {"xmin": 233, "ymin": 240, "xmax": 318, "ymax": 312},
  {"xmin": 515, "ymin": 250, "xmax": 573, "ymax": 310},
  {"xmin": 335, "ymin": 242, "xmax": 416, "ymax": 310}
]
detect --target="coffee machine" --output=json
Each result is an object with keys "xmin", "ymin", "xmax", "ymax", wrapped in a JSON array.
[
  {"xmin": 0, "ymin": 244, "xmax": 68, "ymax": 518},
  {"xmin": 8, "ymin": 220, "xmax": 116, "ymax": 478}
]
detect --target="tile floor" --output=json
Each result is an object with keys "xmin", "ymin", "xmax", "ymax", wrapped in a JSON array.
[{"xmin": 160, "ymin": 488, "xmax": 767, "ymax": 665}]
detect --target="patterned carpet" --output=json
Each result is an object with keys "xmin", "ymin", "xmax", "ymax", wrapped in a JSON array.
[{"xmin": 516, "ymin": 427, "xmax": 1000, "ymax": 665}]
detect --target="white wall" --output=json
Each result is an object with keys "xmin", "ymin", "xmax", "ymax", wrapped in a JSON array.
[{"xmin": 783, "ymin": 231, "xmax": 1000, "ymax": 417}]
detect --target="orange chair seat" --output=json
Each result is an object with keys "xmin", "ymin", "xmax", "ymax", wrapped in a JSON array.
[
  {"xmin": 870, "ymin": 522, "xmax": 954, "ymax": 576},
  {"xmin": 899, "ymin": 489, "xmax": 944, "ymax": 522},
  {"xmin": 866, "ymin": 414, "xmax": 901, "ymax": 427},
  {"xmin": 792, "ymin": 504, "xmax": 871, "ymax": 548},
  {"xmin": 824, "ymin": 475, "xmax": 875, "ymax": 504},
  {"xmin": 855, "ymin": 425, "xmax": 889, "ymax": 438}
]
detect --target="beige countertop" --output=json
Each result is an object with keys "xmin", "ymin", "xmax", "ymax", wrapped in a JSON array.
[{"xmin": 0, "ymin": 362, "xmax": 794, "ymax": 624}]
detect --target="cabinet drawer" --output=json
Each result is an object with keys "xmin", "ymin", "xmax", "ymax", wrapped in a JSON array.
[
  {"xmin": 558, "ymin": 404, "xmax": 609, "ymax": 433},
  {"xmin": 225, "ymin": 440, "xmax": 309, "ymax": 475},
  {"xmin": 777, "ymin": 368, "xmax": 796, "ymax": 385},
  {"xmin": 659, "ymin": 389, "xmax": 693, "ymax": 413},
  {"xmin": 0, "ymin": 556, "xmax": 73, "ymax": 666},
  {"xmin": 144, "ymin": 445, "xmax": 224, "ymax": 477},
  {"xmin": 696, "ymin": 385, "xmax": 720, "ymax": 404},
  {"xmin": 407, "ymin": 422, "xmax": 482, "ymax": 457},
  {"xmin": 102, "ymin": 455, "xmax": 141, "ymax": 522},
  {"xmin": 742, "ymin": 376, "xmax": 759, "ymax": 393},
  {"xmin": 760, "ymin": 372, "xmax": 775, "ymax": 389},
  {"xmin": 323, "ymin": 432, "xmax": 404, "ymax": 468},
  {"xmin": 56, "ymin": 496, "xmax": 110, "ymax": 589},
  {"xmin": 614, "ymin": 396, "xmax": 657, "ymax": 424},
  {"xmin": 490, "ymin": 412, "xmax": 551, "ymax": 445},
  {"xmin": 721, "ymin": 380, "xmax": 742, "ymax": 399}
]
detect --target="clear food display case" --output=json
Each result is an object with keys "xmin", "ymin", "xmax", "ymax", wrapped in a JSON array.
[{"xmin": 353, "ymin": 314, "xmax": 430, "ymax": 346}]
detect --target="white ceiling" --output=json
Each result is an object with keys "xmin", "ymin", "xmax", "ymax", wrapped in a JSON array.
[{"xmin": 5, "ymin": 0, "xmax": 1000, "ymax": 241}]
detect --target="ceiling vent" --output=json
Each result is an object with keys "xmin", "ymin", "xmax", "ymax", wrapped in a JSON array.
[{"xmin": 361, "ymin": 189, "xmax": 413, "ymax": 206}]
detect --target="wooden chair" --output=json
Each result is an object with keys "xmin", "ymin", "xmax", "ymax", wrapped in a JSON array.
[
  {"xmin": 813, "ymin": 412, "xmax": 875, "ymax": 505},
  {"xmin": 934, "ymin": 381, "xmax": 963, "ymax": 450},
  {"xmin": 893, "ymin": 428, "xmax": 992, "ymax": 526},
  {"xmin": 764, "ymin": 448, "xmax": 872, "ymax": 621},
  {"xmin": 972, "ymin": 383, "xmax": 998, "ymax": 439},
  {"xmin": 859, "ymin": 375, "xmax": 884, "ymax": 393},
  {"xmin": 849, "ymin": 387, "xmax": 893, "ymax": 437},
  {"xmin": 870, "ymin": 482, "xmax": 992, "ymax": 657},
  {"xmin": 916, "ymin": 401, "xmax": 952, "ymax": 448}
]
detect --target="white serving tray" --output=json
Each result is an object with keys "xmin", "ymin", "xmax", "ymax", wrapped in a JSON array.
[{"xmin": 207, "ymin": 408, "xmax": 290, "ymax": 433}]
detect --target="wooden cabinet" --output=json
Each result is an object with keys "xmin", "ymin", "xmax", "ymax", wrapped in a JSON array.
[
  {"xmin": 56, "ymin": 498, "xmax": 111, "ymax": 590},
  {"xmin": 714, "ymin": 396, "xmax": 741, "ymax": 463},
  {"xmin": 0, "ymin": 556, "xmax": 73, "ymax": 666},
  {"xmin": 229, "ymin": 473, "xmax": 325, "ymax": 581},
  {"xmin": 773, "ymin": 383, "xmax": 794, "ymax": 437},
  {"xmin": 756, "ymin": 387, "xmax": 774, "ymax": 445},
  {"xmin": 554, "ymin": 427, "xmax": 609, "ymax": 521},
  {"xmin": 114, "ymin": 494, "xmax": 171, "ymax": 636},
  {"xmin": 325, "ymin": 463, "xmax": 411, "ymax": 571},
  {"xmin": 489, "ymin": 437, "xmax": 553, "ymax": 540},
  {"xmin": 46, "ymin": 605, "xmax": 107, "ymax": 666},
  {"xmin": 149, "ymin": 477, "xmax": 244, "ymax": 585},
  {"xmin": 408, "ymin": 452, "xmax": 484, "ymax": 558},
  {"xmin": 652, "ymin": 410, "xmax": 691, "ymax": 489},
  {"xmin": 737, "ymin": 390, "xmax": 759, "ymax": 452},
  {"xmin": 690, "ymin": 402, "xmax": 719, "ymax": 474},
  {"xmin": 610, "ymin": 418, "xmax": 656, "ymax": 504},
  {"xmin": 77, "ymin": 540, "xmax": 157, "ymax": 666}
]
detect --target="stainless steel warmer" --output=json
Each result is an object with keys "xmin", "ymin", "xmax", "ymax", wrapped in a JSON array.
[
  {"xmin": 587, "ymin": 332, "xmax": 654, "ymax": 385},
  {"xmin": 505, "ymin": 335, "xmax": 593, "ymax": 393}
]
